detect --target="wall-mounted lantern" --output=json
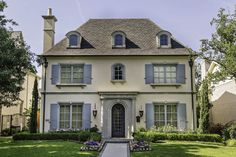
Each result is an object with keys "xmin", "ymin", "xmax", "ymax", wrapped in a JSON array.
[
  {"xmin": 139, "ymin": 106, "xmax": 144, "ymax": 118},
  {"xmin": 93, "ymin": 103, "xmax": 97, "ymax": 118}
]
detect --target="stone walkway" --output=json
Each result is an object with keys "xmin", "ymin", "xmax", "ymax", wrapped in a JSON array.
[{"xmin": 100, "ymin": 143, "xmax": 130, "ymax": 157}]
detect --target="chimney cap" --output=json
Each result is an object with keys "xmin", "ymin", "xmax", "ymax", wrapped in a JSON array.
[
  {"xmin": 48, "ymin": 8, "xmax": 52, "ymax": 16},
  {"xmin": 42, "ymin": 8, "xmax": 57, "ymax": 21}
]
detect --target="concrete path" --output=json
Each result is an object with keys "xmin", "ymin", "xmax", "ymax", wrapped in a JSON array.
[{"xmin": 100, "ymin": 143, "xmax": 130, "ymax": 157}]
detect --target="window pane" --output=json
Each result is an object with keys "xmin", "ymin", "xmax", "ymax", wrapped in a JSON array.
[
  {"xmin": 69, "ymin": 35, "xmax": 78, "ymax": 46},
  {"xmin": 72, "ymin": 105, "xmax": 82, "ymax": 129},
  {"xmin": 61, "ymin": 65, "xmax": 71, "ymax": 83},
  {"xmin": 113, "ymin": 64, "xmax": 124, "ymax": 80},
  {"xmin": 160, "ymin": 34, "xmax": 168, "ymax": 45},
  {"xmin": 60, "ymin": 104, "xmax": 70, "ymax": 129},
  {"xmin": 115, "ymin": 34, "xmax": 123, "ymax": 46}
]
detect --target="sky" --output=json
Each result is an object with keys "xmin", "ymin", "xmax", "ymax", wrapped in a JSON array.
[{"xmin": 3, "ymin": 0, "xmax": 236, "ymax": 74}]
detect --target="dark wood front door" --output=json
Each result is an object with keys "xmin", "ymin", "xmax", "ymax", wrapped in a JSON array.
[{"xmin": 112, "ymin": 104, "xmax": 125, "ymax": 137}]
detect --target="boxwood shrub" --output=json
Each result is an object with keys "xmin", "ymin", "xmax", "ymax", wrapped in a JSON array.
[
  {"xmin": 13, "ymin": 131, "xmax": 101, "ymax": 142},
  {"xmin": 134, "ymin": 132, "xmax": 222, "ymax": 143}
]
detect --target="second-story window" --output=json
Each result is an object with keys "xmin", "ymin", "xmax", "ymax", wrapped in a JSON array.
[
  {"xmin": 60, "ymin": 64, "xmax": 84, "ymax": 84},
  {"xmin": 154, "ymin": 65, "xmax": 176, "ymax": 83},
  {"xmin": 112, "ymin": 64, "xmax": 125, "ymax": 80}
]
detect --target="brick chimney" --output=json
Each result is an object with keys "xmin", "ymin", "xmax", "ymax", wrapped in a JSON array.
[{"xmin": 42, "ymin": 8, "xmax": 57, "ymax": 53}]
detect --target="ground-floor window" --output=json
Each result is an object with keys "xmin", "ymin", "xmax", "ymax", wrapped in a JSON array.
[
  {"xmin": 154, "ymin": 104, "xmax": 177, "ymax": 127},
  {"xmin": 59, "ymin": 104, "xmax": 82, "ymax": 129}
]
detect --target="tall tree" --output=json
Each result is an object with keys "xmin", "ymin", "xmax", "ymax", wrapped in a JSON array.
[
  {"xmin": 198, "ymin": 79, "xmax": 211, "ymax": 133},
  {"xmin": 0, "ymin": 1, "xmax": 35, "ymax": 107},
  {"xmin": 200, "ymin": 8, "xmax": 236, "ymax": 83},
  {"xmin": 29, "ymin": 78, "xmax": 39, "ymax": 133}
]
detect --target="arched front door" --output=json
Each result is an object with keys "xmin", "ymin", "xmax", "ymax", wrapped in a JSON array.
[{"xmin": 112, "ymin": 104, "xmax": 125, "ymax": 137}]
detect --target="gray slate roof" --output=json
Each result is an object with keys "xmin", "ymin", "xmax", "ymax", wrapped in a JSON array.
[{"xmin": 43, "ymin": 19, "xmax": 189, "ymax": 56}]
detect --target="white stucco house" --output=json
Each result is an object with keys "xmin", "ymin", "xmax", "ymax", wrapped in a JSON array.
[
  {"xmin": 201, "ymin": 60, "xmax": 236, "ymax": 125},
  {"xmin": 40, "ymin": 9, "xmax": 196, "ymax": 139}
]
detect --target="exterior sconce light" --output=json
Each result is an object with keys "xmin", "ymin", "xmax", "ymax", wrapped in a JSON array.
[
  {"xmin": 93, "ymin": 103, "xmax": 97, "ymax": 118},
  {"xmin": 139, "ymin": 106, "xmax": 144, "ymax": 118}
]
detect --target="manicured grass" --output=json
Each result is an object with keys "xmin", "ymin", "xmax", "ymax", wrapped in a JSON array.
[
  {"xmin": 132, "ymin": 141, "xmax": 236, "ymax": 157},
  {"xmin": 0, "ymin": 137, "xmax": 98, "ymax": 157}
]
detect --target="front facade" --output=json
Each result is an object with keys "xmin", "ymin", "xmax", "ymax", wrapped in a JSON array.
[{"xmin": 41, "ymin": 9, "xmax": 196, "ymax": 138}]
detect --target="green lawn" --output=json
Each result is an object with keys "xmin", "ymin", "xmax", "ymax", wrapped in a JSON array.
[
  {"xmin": 0, "ymin": 137, "xmax": 98, "ymax": 157},
  {"xmin": 132, "ymin": 141, "xmax": 236, "ymax": 157}
]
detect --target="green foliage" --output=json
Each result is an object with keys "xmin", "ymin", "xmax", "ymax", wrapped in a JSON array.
[
  {"xmin": 134, "ymin": 132, "xmax": 222, "ymax": 143},
  {"xmin": 198, "ymin": 79, "xmax": 211, "ymax": 133},
  {"xmin": 29, "ymin": 78, "xmax": 38, "ymax": 133},
  {"xmin": 154, "ymin": 124, "xmax": 178, "ymax": 133},
  {"xmin": 223, "ymin": 124, "xmax": 236, "ymax": 140},
  {"xmin": 1, "ymin": 128, "xmax": 19, "ymax": 136},
  {"xmin": 199, "ymin": 8, "xmax": 236, "ymax": 82},
  {"xmin": 226, "ymin": 139, "xmax": 236, "ymax": 147},
  {"xmin": 0, "ymin": 1, "xmax": 35, "ymax": 107},
  {"xmin": 209, "ymin": 123, "xmax": 225, "ymax": 136},
  {"xmin": 12, "ymin": 131, "xmax": 102, "ymax": 142},
  {"xmin": 89, "ymin": 125, "xmax": 99, "ymax": 132}
]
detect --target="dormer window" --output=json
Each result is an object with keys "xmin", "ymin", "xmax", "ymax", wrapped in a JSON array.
[
  {"xmin": 157, "ymin": 31, "xmax": 171, "ymax": 48},
  {"xmin": 69, "ymin": 34, "xmax": 78, "ymax": 47},
  {"xmin": 66, "ymin": 31, "xmax": 81, "ymax": 48},
  {"xmin": 112, "ymin": 31, "xmax": 126, "ymax": 48},
  {"xmin": 160, "ymin": 34, "xmax": 168, "ymax": 46}
]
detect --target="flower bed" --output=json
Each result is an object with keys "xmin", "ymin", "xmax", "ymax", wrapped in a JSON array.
[
  {"xmin": 130, "ymin": 140, "xmax": 151, "ymax": 151},
  {"xmin": 80, "ymin": 141, "xmax": 101, "ymax": 151}
]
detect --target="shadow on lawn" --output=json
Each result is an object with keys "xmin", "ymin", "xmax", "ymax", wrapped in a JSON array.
[{"xmin": 132, "ymin": 141, "xmax": 221, "ymax": 157}]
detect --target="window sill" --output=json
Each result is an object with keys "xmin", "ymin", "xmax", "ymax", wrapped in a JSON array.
[
  {"xmin": 150, "ymin": 83, "xmax": 181, "ymax": 87},
  {"xmin": 67, "ymin": 46, "xmax": 80, "ymax": 49},
  {"xmin": 56, "ymin": 83, "xmax": 87, "ymax": 88},
  {"xmin": 112, "ymin": 45, "xmax": 126, "ymax": 49},
  {"xmin": 111, "ymin": 80, "xmax": 126, "ymax": 84}
]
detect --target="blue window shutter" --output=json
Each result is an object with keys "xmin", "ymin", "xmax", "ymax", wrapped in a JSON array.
[
  {"xmin": 50, "ymin": 104, "xmax": 59, "ymax": 130},
  {"xmin": 146, "ymin": 103, "xmax": 154, "ymax": 129},
  {"xmin": 122, "ymin": 64, "xmax": 125, "ymax": 80},
  {"xmin": 51, "ymin": 65, "xmax": 60, "ymax": 84},
  {"xmin": 111, "ymin": 64, "xmax": 115, "ymax": 80},
  {"xmin": 145, "ymin": 64, "xmax": 154, "ymax": 84},
  {"xmin": 177, "ymin": 103, "xmax": 187, "ymax": 131},
  {"xmin": 82, "ymin": 103, "xmax": 91, "ymax": 129},
  {"xmin": 176, "ymin": 64, "xmax": 185, "ymax": 84},
  {"xmin": 83, "ymin": 64, "xmax": 92, "ymax": 84}
]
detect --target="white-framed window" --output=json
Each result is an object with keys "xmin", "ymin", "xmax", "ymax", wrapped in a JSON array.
[
  {"xmin": 154, "ymin": 65, "xmax": 177, "ymax": 83},
  {"xmin": 154, "ymin": 104, "xmax": 177, "ymax": 127},
  {"xmin": 60, "ymin": 64, "xmax": 84, "ymax": 84},
  {"xmin": 59, "ymin": 104, "xmax": 70, "ymax": 129},
  {"xmin": 156, "ymin": 31, "xmax": 171, "ymax": 48},
  {"xmin": 112, "ymin": 63, "xmax": 125, "ymax": 80},
  {"xmin": 66, "ymin": 31, "xmax": 81, "ymax": 48},
  {"xmin": 59, "ymin": 103, "xmax": 82, "ymax": 129},
  {"xmin": 112, "ymin": 31, "xmax": 126, "ymax": 48}
]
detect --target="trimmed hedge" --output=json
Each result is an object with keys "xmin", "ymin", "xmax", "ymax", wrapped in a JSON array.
[
  {"xmin": 134, "ymin": 132, "xmax": 222, "ymax": 143},
  {"xmin": 13, "ymin": 131, "xmax": 101, "ymax": 142}
]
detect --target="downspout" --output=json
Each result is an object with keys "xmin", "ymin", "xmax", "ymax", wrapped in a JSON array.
[
  {"xmin": 42, "ymin": 57, "xmax": 48, "ymax": 133},
  {"xmin": 188, "ymin": 55, "xmax": 195, "ymax": 130}
]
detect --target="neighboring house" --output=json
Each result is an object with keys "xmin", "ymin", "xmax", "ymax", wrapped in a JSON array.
[
  {"xmin": 40, "ymin": 9, "xmax": 196, "ymax": 139},
  {"xmin": 201, "ymin": 60, "xmax": 236, "ymax": 125},
  {"xmin": 0, "ymin": 32, "xmax": 40, "ymax": 133}
]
